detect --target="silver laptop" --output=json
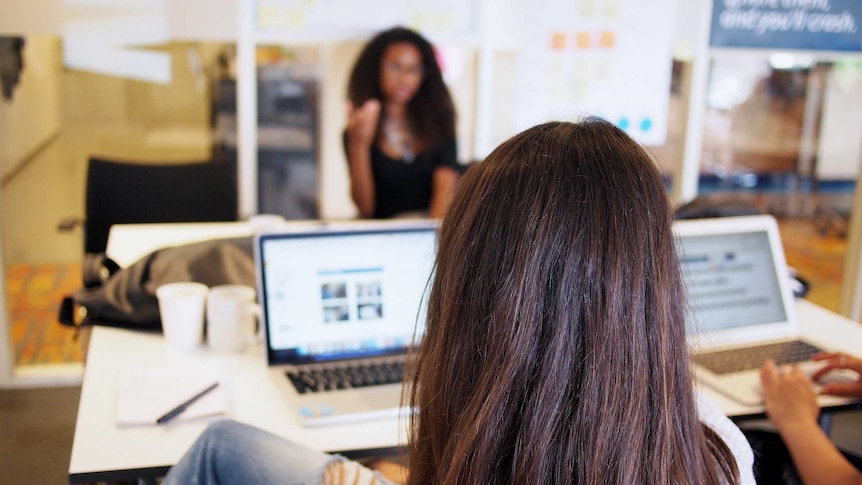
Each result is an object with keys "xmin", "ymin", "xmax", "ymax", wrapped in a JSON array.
[
  {"xmin": 255, "ymin": 220, "xmax": 436, "ymax": 426},
  {"xmin": 677, "ymin": 215, "xmax": 851, "ymax": 405}
]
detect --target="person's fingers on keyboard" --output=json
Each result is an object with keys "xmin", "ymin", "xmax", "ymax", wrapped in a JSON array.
[
  {"xmin": 761, "ymin": 359, "xmax": 778, "ymax": 385},
  {"xmin": 812, "ymin": 351, "xmax": 842, "ymax": 362},
  {"xmin": 811, "ymin": 363, "xmax": 841, "ymax": 382},
  {"xmin": 819, "ymin": 381, "xmax": 862, "ymax": 398},
  {"xmin": 760, "ymin": 360, "xmax": 820, "ymax": 429},
  {"xmin": 844, "ymin": 356, "xmax": 862, "ymax": 373},
  {"xmin": 811, "ymin": 353, "xmax": 862, "ymax": 382}
]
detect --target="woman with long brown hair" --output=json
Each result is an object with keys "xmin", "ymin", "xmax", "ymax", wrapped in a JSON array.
[
  {"xmin": 163, "ymin": 119, "xmax": 754, "ymax": 484},
  {"xmin": 407, "ymin": 119, "xmax": 752, "ymax": 484}
]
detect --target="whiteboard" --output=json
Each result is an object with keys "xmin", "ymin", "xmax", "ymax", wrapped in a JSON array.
[
  {"xmin": 254, "ymin": 0, "xmax": 480, "ymax": 42},
  {"xmin": 477, "ymin": 0, "xmax": 676, "ymax": 150},
  {"xmin": 506, "ymin": 0, "xmax": 675, "ymax": 147}
]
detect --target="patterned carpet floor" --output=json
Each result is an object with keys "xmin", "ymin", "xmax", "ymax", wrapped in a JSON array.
[
  {"xmin": 778, "ymin": 217, "xmax": 846, "ymax": 313},
  {"xmin": 7, "ymin": 263, "xmax": 90, "ymax": 365}
]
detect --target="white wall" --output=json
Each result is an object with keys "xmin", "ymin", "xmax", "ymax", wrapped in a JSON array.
[
  {"xmin": 0, "ymin": 37, "xmax": 62, "ymax": 180},
  {"xmin": 0, "ymin": 0, "xmax": 237, "ymax": 41},
  {"xmin": 817, "ymin": 66, "xmax": 862, "ymax": 180},
  {"xmin": 318, "ymin": 41, "xmax": 364, "ymax": 220}
]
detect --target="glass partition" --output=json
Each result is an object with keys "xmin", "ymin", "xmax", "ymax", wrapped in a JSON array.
[
  {"xmin": 1, "ymin": 35, "xmax": 235, "ymax": 369},
  {"xmin": 3, "ymin": 1, "xmax": 859, "ymax": 384},
  {"xmin": 697, "ymin": 55, "xmax": 862, "ymax": 312}
]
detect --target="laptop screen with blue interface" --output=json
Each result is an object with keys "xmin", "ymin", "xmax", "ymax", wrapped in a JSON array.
[{"xmin": 258, "ymin": 226, "xmax": 436, "ymax": 365}]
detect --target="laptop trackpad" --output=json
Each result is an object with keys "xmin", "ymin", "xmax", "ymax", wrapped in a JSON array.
[{"xmin": 296, "ymin": 385, "xmax": 405, "ymax": 426}]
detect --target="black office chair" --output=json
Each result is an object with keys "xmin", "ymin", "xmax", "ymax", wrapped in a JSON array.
[
  {"xmin": 673, "ymin": 195, "xmax": 761, "ymax": 220},
  {"xmin": 59, "ymin": 157, "xmax": 238, "ymax": 287},
  {"xmin": 82, "ymin": 157, "xmax": 238, "ymax": 254}
]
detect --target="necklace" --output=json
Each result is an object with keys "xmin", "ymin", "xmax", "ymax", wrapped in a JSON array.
[{"xmin": 382, "ymin": 118, "xmax": 415, "ymax": 163}]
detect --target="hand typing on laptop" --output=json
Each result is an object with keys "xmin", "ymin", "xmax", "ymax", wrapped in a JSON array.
[
  {"xmin": 805, "ymin": 352, "xmax": 862, "ymax": 396},
  {"xmin": 758, "ymin": 353, "xmax": 862, "ymax": 484},
  {"xmin": 679, "ymin": 214, "xmax": 854, "ymax": 405}
]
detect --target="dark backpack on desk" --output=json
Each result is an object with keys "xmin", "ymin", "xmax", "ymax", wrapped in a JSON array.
[{"xmin": 58, "ymin": 237, "xmax": 254, "ymax": 331}]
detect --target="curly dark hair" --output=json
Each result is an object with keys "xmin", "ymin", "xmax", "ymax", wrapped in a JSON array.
[{"xmin": 347, "ymin": 26, "xmax": 456, "ymax": 150}]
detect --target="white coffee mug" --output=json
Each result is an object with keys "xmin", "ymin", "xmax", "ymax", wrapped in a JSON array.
[
  {"xmin": 206, "ymin": 285, "xmax": 259, "ymax": 353},
  {"xmin": 247, "ymin": 214, "xmax": 287, "ymax": 233},
  {"xmin": 156, "ymin": 282, "xmax": 209, "ymax": 351}
]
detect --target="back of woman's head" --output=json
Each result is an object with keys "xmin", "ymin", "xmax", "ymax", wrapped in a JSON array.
[
  {"xmin": 408, "ymin": 119, "xmax": 737, "ymax": 484},
  {"xmin": 347, "ymin": 26, "xmax": 455, "ymax": 146}
]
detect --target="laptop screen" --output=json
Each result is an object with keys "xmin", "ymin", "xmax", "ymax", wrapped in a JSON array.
[
  {"xmin": 677, "ymin": 228, "xmax": 788, "ymax": 335},
  {"xmin": 257, "ymin": 225, "xmax": 436, "ymax": 365}
]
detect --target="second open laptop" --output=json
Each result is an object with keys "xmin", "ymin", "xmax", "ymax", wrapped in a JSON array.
[
  {"xmin": 677, "ymin": 215, "xmax": 852, "ymax": 405},
  {"xmin": 255, "ymin": 220, "xmax": 437, "ymax": 426}
]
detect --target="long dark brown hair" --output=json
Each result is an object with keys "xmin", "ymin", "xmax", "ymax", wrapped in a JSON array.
[
  {"xmin": 407, "ymin": 119, "xmax": 738, "ymax": 484},
  {"xmin": 347, "ymin": 26, "xmax": 456, "ymax": 150}
]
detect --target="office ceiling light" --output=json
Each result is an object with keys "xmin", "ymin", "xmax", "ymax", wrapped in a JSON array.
[{"xmin": 770, "ymin": 53, "xmax": 815, "ymax": 70}]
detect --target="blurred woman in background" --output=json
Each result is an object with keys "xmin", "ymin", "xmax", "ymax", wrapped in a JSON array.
[{"xmin": 344, "ymin": 26, "xmax": 459, "ymax": 219}]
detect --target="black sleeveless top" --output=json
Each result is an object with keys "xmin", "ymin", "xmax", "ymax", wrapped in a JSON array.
[{"xmin": 345, "ymin": 134, "xmax": 458, "ymax": 218}]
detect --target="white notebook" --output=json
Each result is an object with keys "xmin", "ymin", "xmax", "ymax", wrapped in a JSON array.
[{"xmin": 115, "ymin": 363, "xmax": 228, "ymax": 427}]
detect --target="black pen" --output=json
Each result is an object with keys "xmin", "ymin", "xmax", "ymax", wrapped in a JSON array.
[{"xmin": 156, "ymin": 382, "xmax": 220, "ymax": 425}]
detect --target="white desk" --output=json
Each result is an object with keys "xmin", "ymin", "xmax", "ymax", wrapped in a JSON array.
[
  {"xmin": 68, "ymin": 223, "xmax": 862, "ymax": 482},
  {"xmin": 68, "ymin": 221, "xmax": 419, "ymax": 482},
  {"xmin": 102, "ymin": 220, "xmax": 427, "ymax": 268},
  {"xmin": 68, "ymin": 325, "xmax": 408, "ymax": 483},
  {"xmin": 68, "ymin": 299, "xmax": 862, "ymax": 482},
  {"xmin": 100, "ymin": 221, "xmax": 255, "ymax": 268}
]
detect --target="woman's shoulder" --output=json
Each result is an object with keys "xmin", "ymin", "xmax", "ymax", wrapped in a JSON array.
[{"xmin": 695, "ymin": 391, "xmax": 756, "ymax": 484}]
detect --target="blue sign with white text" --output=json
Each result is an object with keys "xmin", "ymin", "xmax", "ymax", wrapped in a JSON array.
[{"xmin": 710, "ymin": 0, "xmax": 862, "ymax": 52}]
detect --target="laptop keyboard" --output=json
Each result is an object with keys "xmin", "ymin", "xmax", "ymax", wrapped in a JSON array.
[
  {"xmin": 286, "ymin": 361, "xmax": 405, "ymax": 394},
  {"xmin": 692, "ymin": 340, "xmax": 823, "ymax": 375}
]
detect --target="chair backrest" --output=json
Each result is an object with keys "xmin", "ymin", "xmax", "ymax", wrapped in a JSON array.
[
  {"xmin": 85, "ymin": 157, "xmax": 238, "ymax": 254},
  {"xmin": 674, "ymin": 195, "xmax": 762, "ymax": 220}
]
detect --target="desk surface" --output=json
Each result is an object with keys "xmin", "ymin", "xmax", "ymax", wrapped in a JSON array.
[
  {"xmin": 68, "ymin": 222, "xmax": 862, "ymax": 482},
  {"xmin": 102, "ymin": 221, "xmax": 255, "ymax": 268},
  {"xmin": 103, "ymin": 220, "xmax": 426, "ymax": 268},
  {"xmin": 69, "ymin": 325, "xmax": 408, "ymax": 483},
  {"xmin": 68, "ymin": 299, "xmax": 862, "ymax": 482}
]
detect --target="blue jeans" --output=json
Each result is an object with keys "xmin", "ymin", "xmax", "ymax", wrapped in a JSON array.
[{"xmin": 163, "ymin": 420, "xmax": 391, "ymax": 485}]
